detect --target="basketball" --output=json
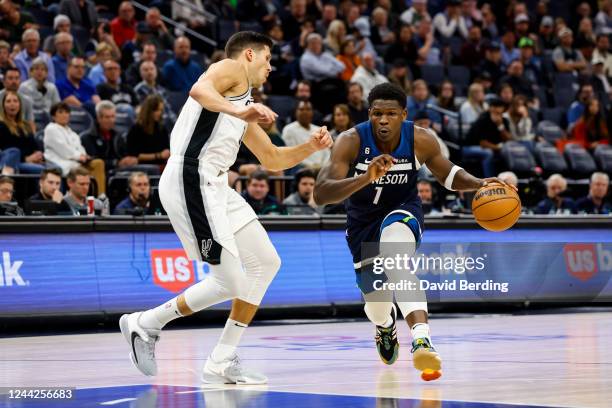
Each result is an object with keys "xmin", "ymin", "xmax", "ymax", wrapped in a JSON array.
[{"xmin": 472, "ymin": 183, "xmax": 521, "ymax": 232}]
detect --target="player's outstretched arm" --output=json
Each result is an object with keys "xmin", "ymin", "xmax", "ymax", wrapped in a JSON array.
[
  {"xmin": 314, "ymin": 130, "xmax": 395, "ymax": 205},
  {"xmin": 243, "ymin": 123, "xmax": 333, "ymax": 171},
  {"xmin": 189, "ymin": 59, "xmax": 277, "ymax": 123},
  {"xmin": 414, "ymin": 126, "xmax": 516, "ymax": 192}
]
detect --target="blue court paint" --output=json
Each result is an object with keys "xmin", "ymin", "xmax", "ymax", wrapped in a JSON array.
[{"xmin": 0, "ymin": 385, "xmax": 554, "ymax": 408}]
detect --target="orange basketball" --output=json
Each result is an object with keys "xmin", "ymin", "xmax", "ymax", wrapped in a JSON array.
[{"xmin": 471, "ymin": 183, "xmax": 521, "ymax": 232}]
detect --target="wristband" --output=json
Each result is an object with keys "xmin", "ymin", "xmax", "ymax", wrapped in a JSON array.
[{"xmin": 444, "ymin": 165, "xmax": 463, "ymax": 191}]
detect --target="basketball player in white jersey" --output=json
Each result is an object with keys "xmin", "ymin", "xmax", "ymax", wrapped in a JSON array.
[{"xmin": 119, "ymin": 32, "xmax": 333, "ymax": 384}]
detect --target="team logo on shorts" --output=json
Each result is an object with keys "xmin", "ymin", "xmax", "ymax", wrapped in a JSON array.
[{"xmin": 201, "ymin": 239, "xmax": 213, "ymax": 259}]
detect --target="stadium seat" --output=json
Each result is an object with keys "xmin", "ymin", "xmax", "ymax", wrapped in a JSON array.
[
  {"xmin": 448, "ymin": 37, "xmax": 463, "ymax": 59},
  {"xmin": 27, "ymin": 7, "xmax": 54, "ymax": 26},
  {"xmin": 541, "ymin": 107, "xmax": 564, "ymax": 125},
  {"xmin": 553, "ymin": 72, "xmax": 577, "ymax": 90},
  {"xmin": 553, "ymin": 88, "xmax": 575, "ymax": 110},
  {"xmin": 114, "ymin": 104, "xmax": 135, "ymax": 136},
  {"xmin": 112, "ymin": 130, "xmax": 128, "ymax": 158},
  {"xmin": 447, "ymin": 65, "xmax": 470, "ymax": 96},
  {"xmin": 534, "ymin": 141, "xmax": 568, "ymax": 176},
  {"xmin": 70, "ymin": 26, "xmax": 91, "ymax": 55},
  {"xmin": 156, "ymin": 50, "xmax": 174, "ymax": 66},
  {"xmin": 420, "ymin": 65, "xmax": 445, "ymax": 87},
  {"xmin": 239, "ymin": 21, "xmax": 263, "ymax": 33},
  {"xmin": 594, "ymin": 144, "xmax": 612, "ymax": 175},
  {"xmin": 11, "ymin": 174, "xmax": 42, "ymax": 207},
  {"xmin": 68, "ymin": 107, "xmax": 94, "ymax": 135},
  {"xmin": 501, "ymin": 141, "xmax": 536, "ymax": 176},
  {"xmin": 267, "ymin": 95, "xmax": 297, "ymax": 129},
  {"xmin": 166, "ymin": 91, "xmax": 189, "ymax": 115},
  {"xmin": 536, "ymin": 120, "xmax": 564, "ymax": 143},
  {"xmin": 34, "ymin": 129, "xmax": 44, "ymax": 151},
  {"xmin": 33, "ymin": 109, "xmax": 50, "ymax": 130},
  {"xmin": 564, "ymin": 143, "xmax": 597, "ymax": 178},
  {"xmin": 217, "ymin": 19, "xmax": 236, "ymax": 43},
  {"xmin": 534, "ymin": 87, "xmax": 549, "ymax": 108}
]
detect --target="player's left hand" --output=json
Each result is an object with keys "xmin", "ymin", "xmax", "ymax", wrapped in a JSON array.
[
  {"xmin": 481, "ymin": 177, "xmax": 519, "ymax": 192},
  {"xmin": 309, "ymin": 126, "xmax": 333, "ymax": 151}
]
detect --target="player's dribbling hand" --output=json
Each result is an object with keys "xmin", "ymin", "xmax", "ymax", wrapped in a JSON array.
[
  {"xmin": 366, "ymin": 154, "xmax": 396, "ymax": 182},
  {"xmin": 309, "ymin": 126, "xmax": 333, "ymax": 151},
  {"xmin": 237, "ymin": 103, "xmax": 278, "ymax": 124},
  {"xmin": 481, "ymin": 177, "xmax": 519, "ymax": 192}
]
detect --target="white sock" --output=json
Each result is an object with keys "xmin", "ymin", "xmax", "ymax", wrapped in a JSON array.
[
  {"xmin": 411, "ymin": 323, "xmax": 430, "ymax": 340},
  {"xmin": 211, "ymin": 319, "xmax": 247, "ymax": 361},
  {"xmin": 140, "ymin": 298, "xmax": 182, "ymax": 330},
  {"xmin": 380, "ymin": 314, "xmax": 394, "ymax": 328}
]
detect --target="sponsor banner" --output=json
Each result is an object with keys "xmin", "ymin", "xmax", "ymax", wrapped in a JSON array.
[{"xmin": 0, "ymin": 229, "xmax": 611, "ymax": 315}]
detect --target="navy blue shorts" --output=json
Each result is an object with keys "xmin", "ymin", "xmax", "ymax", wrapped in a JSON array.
[{"xmin": 346, "ymin": 201, "xmax": 424, "ymax": 269}]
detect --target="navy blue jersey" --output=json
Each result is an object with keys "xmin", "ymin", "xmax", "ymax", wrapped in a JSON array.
[{"xmin": 344, "ymin": 120, "xmax": 424, "ymax": 266}]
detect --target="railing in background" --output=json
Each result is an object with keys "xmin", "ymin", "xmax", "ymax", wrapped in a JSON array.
[{"xmin": 130, "ymin": 0, "xmax": 217, "ymax": 47}]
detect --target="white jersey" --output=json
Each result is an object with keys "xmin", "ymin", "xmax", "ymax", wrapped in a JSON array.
[{"xmin": 169, "ymin": 87, "xmax": 252, "ymax": 172}]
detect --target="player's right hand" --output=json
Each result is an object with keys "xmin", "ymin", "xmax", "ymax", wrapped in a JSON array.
[
  {"xmin": 236, "ymin": 103, "xmax": 278, "ymax": 124},
  {"xmin": 366, "ymin": 154, "xmax": 396, "ymax": 182}
]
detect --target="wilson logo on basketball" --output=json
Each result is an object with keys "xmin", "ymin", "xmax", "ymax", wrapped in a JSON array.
[
  {"xmin": 151, "ymin": 249, "xmax": 195, "ymax": 293},
  {"xmin": 473, "ymin": 187, "xmax": 505, "ymax": 201}
]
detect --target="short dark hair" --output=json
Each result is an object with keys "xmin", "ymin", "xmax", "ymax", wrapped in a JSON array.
[
  {"xmin": 348, "ymin": 82, "xmax": 363, "ymax": 92},
  {"xmin": 225, "ymin": 31, "xmax": 273, "ymax": 59},
  {"xmin": 4, "ymin": 67, "xmax": 20, "ymax": 77},
  {"xmin": 50, "ymin": 102, "xmax": 70, "ymax": 117},
  {"xmin": 367, "ymin": 83, "xmax": 407, "ymax": 109},
  {"xmin": 248, "ymin": 169, "xmax": 269, "ymax": 184},
  {"xmin": 0, "ymin": 176, "xmax": 14, "ymax": 186},
  {"xmin": 40, "ymin": 168, "xmax": 62, "ymax": 181},
  {"xmin": 295, "ymin": 168, "xmax": 316, "ymax": 185},
  {"xmin": 489, "ymin": 97, "xmax": 506, "ymax": 109},
  {"xmin": 67, "ymin": 166, "xmax": 90, "ymax": 182}
]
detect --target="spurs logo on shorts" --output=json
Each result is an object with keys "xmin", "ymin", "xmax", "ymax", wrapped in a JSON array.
[{"xmin": 201, "ymin": 239, "xmax": 213, "ymax": 259}]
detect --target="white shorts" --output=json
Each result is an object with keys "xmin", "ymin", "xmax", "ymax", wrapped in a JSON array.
[{"xmin": 159, "ymin": 156, "xmax": 257, "ymax": 264}]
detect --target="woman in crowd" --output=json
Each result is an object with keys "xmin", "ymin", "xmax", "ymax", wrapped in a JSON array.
[
  {"xmin": 567, "ymin": 98, "xmax": 610, "ymax": 150},
  {"xmin": 324, "ymin": 20, "xmax": 347, "ymax": 55},
  {"xmin": 43, "ymin": 102, "xmax": 106, "ymax": 193},
  {"xmin": 126, "ymin": 94, "xmax": 170, "ymax": 166},
  {"xmin": 436, "ymin": 80, "xmax": 457, "ymax": 112},
  {"xmin": 504, "ymin": 95, "xmax": 535, "ymax": 149},
  {"xmin": 0, "ymin": 91, "xmax": 44, "ymax": 174},
  {"xmin": 336, "ymin": 39, "xmax": 361, "ymax": 82},
  {"xmin": 329, "ymin": 104, "xmax": 353, "ymax": 139},
  {"xmin": 18, "ymin": 58, "xmax": 61, "ymax": 112},
  {"xmin": 460, "ymin": 82, "xmax": 487, "ymax": 129}
]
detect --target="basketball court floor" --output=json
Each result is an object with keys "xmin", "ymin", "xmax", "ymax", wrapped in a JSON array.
[{"xmin": 1, "ymin": 311, "xmax": 611, "ymax": 407}]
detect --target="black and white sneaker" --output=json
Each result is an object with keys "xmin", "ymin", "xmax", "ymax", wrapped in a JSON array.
[
  {"xmin": 375, "ymin": 304, "xmax": 399, "ymax": 365},
  {"xmin": 119, "ymin": 312, "xmax": 160, "ymax": 376}
]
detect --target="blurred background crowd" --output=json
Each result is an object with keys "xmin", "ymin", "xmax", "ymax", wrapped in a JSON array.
[{"xmin": 0, "ymin": 0, "xmax": 610, "ymax": 217}]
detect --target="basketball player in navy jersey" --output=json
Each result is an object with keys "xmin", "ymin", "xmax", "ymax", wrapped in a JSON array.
[
  {"xmin": 314, "ymin": 83, "xmax": 513, "ymax": 377},
  {"xmin": 119, "ymin": 32, "xmax": 332, "ymax": 384}
]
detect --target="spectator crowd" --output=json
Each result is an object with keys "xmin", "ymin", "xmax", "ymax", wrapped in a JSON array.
[{"xmin": 0, "ymin": 0, "xmax": 611, "ymax": 217}]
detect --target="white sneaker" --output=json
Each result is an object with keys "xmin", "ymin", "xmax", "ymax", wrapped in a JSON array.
[
  {"xmin": 119, "ymin": 312, "xmax": 160, "ymax": 376},
  {"xmin": 202, "ymin": 354, "xmax": 268, "ymax": 385}
]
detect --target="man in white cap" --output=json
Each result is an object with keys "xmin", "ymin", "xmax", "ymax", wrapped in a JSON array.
[
  {"xmin": 591, "ymin": 56, "xmax": 611, "ymax": 99},
  {"xmin": 537, "ymin": 16, "xmax": 557, "ymax": 51},
  {"xmin": 552, "ymin": 27, "xmax": 587, "ymax": 74},
  {"xmin": 593, "ymin": 33, "xmax": 612, "ymax": 79}
]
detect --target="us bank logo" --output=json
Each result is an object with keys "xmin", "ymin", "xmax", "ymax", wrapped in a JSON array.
[
  {"xmin": 563, "ymin": 244, "xmax": 612, "ymax": 281},
  {"xmin": 150, "ymin": 249, "xmax": 209, "ymax": 293},
  {"xmin": 0, "ymin": 252, "xmax": 27, "ymax": 287}
]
